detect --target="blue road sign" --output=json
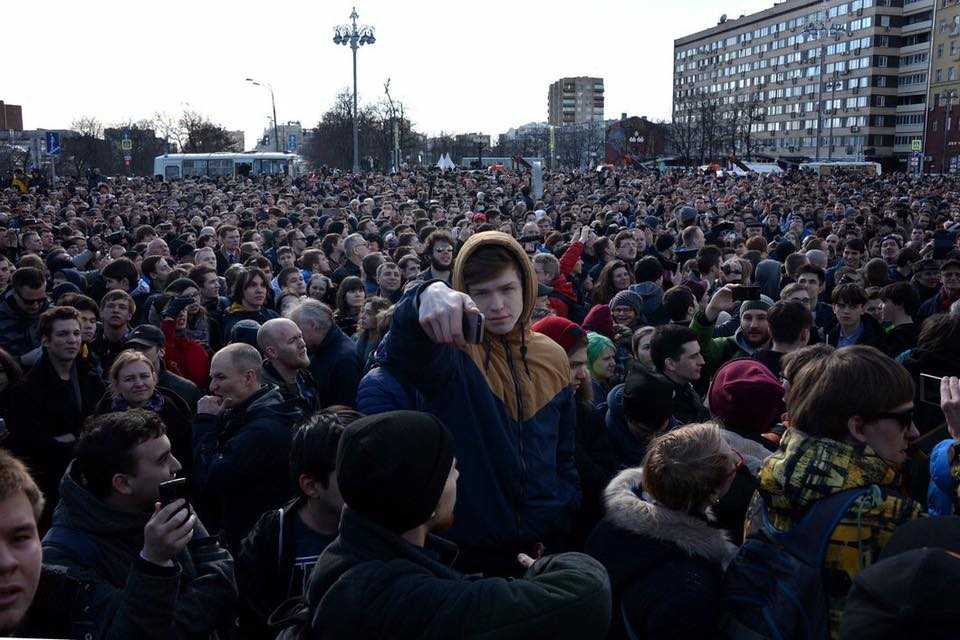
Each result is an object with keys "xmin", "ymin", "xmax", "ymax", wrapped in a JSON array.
[
  {"xmin": 286, "ymin": 133, "xmax": 298, "ymax": 152},
  {"xmin": 45, "ymin": 131, "xmax": 61, "ymax": 156}
]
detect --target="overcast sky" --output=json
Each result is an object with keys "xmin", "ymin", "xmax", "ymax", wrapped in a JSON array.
[{"xmin": 8, "ymin": 0, "xmax": 771, "ymax": 148}]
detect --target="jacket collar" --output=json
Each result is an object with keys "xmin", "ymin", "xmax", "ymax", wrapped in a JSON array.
[{"xmin": 603, "ymin": 467, "xmax": 738, "ymax": 567}]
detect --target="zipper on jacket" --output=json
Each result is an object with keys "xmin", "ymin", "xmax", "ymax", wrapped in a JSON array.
[{"xmin": 502, "ymin": 336, "xmax": 526, "ymax": 537}]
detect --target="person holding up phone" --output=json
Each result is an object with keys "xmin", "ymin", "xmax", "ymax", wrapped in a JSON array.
[
  {"xmin": 42, "ymin": 410, "xmax": 237, "ymax": 638},
  {"xmin": 360, "ymin": 231, "xmax": 580, "ymax": 578},
  {"xmin": 690, "ymin": 284, "xmax": 773, "ymax": 381}
]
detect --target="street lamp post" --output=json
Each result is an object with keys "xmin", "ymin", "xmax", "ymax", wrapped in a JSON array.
[
  {"xmin": 804, "ymin": 16, "xmax": 848, "ymax": 162},
  {"xmin": 246, "ymin": 78, "xmax": 280, "ymax": 152},
  {"xmin": 943, "ymin": 91, "xmax": 957, "ymax": 174},
  {"xmin": 334, "ymin": 7, "xmax": 376, "ymax": 173}
]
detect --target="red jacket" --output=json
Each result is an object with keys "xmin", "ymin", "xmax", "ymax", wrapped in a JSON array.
[
  {"xmin": 161, "ymin": 318, "xmax": 210, "ymax": 390},
  {"xmin": 548, "ymin": 241, "xmax": 584, "ymax": 318}
]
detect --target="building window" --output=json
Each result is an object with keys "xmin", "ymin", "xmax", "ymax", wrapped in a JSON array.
[
  {"xmin": 951, "ymin": 67, "xmax": 957, "ymax": 81},
  {"xmin": 938, "ymin": 68, "xmax": 944, "ymax": 82},
  {"xmin": 938, "ymin": 44, "xmax": 945, "ymax": 58}
]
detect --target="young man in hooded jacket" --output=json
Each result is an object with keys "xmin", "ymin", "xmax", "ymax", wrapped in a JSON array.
[{"xmin": 364, "ymin": 231, "xmax": 580, "ymax": 576}]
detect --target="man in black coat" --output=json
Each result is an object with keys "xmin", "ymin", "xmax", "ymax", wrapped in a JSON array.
[
  {"xmin": 194, "ymin": 343, "xmax": 303, "ymax": 549},
  {"xmin": 0, "ymin": 266, "xmax": 50, "ymax": 365},
  {"xmin": 7, "ymin": 306, "xmax": 104, "ymax": 524},
  {"xmin": 284, "ymin": 411, "xmax": 612, "ymax": 640},
  {"xmin": 288, "ymin": 299, "xmax": 360, "ymax": 409}
]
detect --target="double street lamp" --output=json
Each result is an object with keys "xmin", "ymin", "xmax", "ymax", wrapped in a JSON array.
[
  {"xmin": 804, "ymin": 16, "xmax": 849, "ymax": 161},
  {"xmin": 246, "ymin": 78, "xmax": 280, "ymax": 153},
  {"xmin": 333, "ymin": 7, "xmax": 376, "ymax": 173}
]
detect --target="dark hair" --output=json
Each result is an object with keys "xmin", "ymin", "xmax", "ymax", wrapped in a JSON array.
[
  {"xmin": 796, "ymin": 264, "xmax": 826, "ymax": 285},
  {"xmin": 462, "ymin": 244, "xmax": 521, "ymax": 292},
  {"xmin": 39, "ymin": 305, "xmax": 80, "ymax": 338},
  {"xmin": 662, "ymin": 286, "xmax": 697, "ymax": 323},
  {"xmin": 361, "ymin": 253, "xmax": 385, "ymax": 280},
  {"xmin": 634, "ymin": 256, "xmax": 664, "ymax": 282},
  {"xmin": 290, "ymin": 408, "xmax": 364, "ymax": 490},
  {"xmin": 189, "ymin": 265, "xmax": 218, "ymax": 289},
  {"xmin": 787, "ymin": 346, "xmax": 913, "ymax": 440},
  {"xmin": 592, "ymin": 259, "xmax": 631, "ymax": 305},
  {"xmin": 278, "ymin": 267, "xmax": 301, "ymax": 289},
  {"xmin": 650, "ymin": 324, "xmax": 698, "ymax": 373},
  {"xmin": 335, "ymin": 276, "xmax": 365, "ymax": 315},
  {"xmin": 696, "ymin": 245, "xmax": 722, "ymax": 275},
  {"xmin": 881, "ymin": 281, "xmax": 920, "ymax": 318},
  {"xmin": 768, "ymin": 300, "xmax": 812, "ymax": 344},
  {"xmin": 12, "ymin": 266, "xmax": 45, "ymax": 290},
  {"xmin": 845, "ymin": 238, "xmax": 866, "ymax": 253},
  {"xmin": 917, "ymin": 314, "xmax": 960, "ymax": 354},
  {"xmin": 58, "ymin": 292, "xmax": 99, "ymax": 318},
  {"xmin": 831, "ymin": 283, "xmax": 867, "ymax": 306},
  {"xmin": 231, "ymin": 267, "xmax": 268, "ymax": 305},
  {"xmin": 425, "ymin": 229, "xmax": 455, "ymax": 255},
  {"xmin": 781, "ymin": 344, "xmax": 835, "ymax": 385},
  {"xmin": 101, "ymin": 258, "xmax": 139, "ymax": 291},
  {"xmin": 74, "ymin": 410, "xmax": 166, "ymax": 499}
]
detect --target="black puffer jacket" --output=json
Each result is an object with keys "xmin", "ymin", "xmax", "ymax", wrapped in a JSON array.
[
  {"xmin": 41, "ymin": 463, "xmax": 238, "ymax": 640},
  {"xmin": 298, "ymin": 508, "xmax": 612, "ymax": 640},
  {"xmin": 193, "ymin": 386, "xmax": 303, "ymax": 549}
]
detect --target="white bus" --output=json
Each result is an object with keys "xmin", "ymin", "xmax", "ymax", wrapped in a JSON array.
[{"xmin": 153, "ymin": 152, "xmax": 302, "ymax": 180}]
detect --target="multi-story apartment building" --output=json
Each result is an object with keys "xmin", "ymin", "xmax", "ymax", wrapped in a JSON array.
[
  {"xmin": 673, "ymin": 0, "xmax": 934, "ymax": 170},
  {"xmin": 548, "ymin": 77, "xmax": 605, "ymax": 125},
  {"xmin": 925, "ymin": 0, "xmax": 960, "ymax": 172}
]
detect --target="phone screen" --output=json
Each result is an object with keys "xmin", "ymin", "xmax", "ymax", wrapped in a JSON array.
[{"xmin": 920, "ymin": 373, "xmax": 942, "ymax": 407}]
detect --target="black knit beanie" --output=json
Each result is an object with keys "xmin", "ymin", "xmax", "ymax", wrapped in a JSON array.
[{"xmin": 336, "ymin": 411, "xmax": 455, "ymax": 533}]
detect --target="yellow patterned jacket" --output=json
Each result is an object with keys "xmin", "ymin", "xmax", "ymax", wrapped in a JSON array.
[{"xmin": 744, "ymin": 429, "xmax": 923, "ymax": 640}]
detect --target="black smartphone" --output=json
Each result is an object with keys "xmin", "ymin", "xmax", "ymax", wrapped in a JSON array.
[
  {"xmin": 463, "ymin": 312, "xmax": 485, "ymax": 344},
  {"xmin": 158, "ymin": 478, "xmax": 191, "ymax": 515},
  {"xmin": 920, "ymin": 373, "xmax": 942, "ymax": 407},
  {"xmin": 731, "ymin": 285, "xmax": 762, "ymax": 302}
]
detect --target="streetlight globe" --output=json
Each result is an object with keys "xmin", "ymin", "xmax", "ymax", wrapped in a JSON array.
[
  {"xmin": 368, "ymin": 35, "xmax": 376, "ymax": 44},
  {"xmin": 333, "ymin": 35, "xmax": 341, "ymax": 44}
]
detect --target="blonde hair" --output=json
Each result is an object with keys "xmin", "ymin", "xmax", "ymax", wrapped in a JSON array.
[
  {"xmin": 0, "ymin": 449, "xmax": 45, "ymax": 521},
  {"xmin": 641, "ymin": 422, "xmax": 730, "ymax": 514},
  {"xmin": 108, "ymin": 349, "xmax": 156, "ymax": 397}
]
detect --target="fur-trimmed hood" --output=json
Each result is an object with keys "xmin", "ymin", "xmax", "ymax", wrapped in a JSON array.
[{"xmin": 603, "ymin": 467, "xmax": 738, "ymax": 567}]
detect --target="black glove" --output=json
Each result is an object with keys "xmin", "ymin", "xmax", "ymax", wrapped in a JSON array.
[{"xmin": 163, "ymin": 295, "xmax": 192, "ymax": 319}]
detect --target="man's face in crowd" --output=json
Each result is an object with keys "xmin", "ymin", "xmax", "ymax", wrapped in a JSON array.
[
  {"xmin": 917, "ymin": 268, "xmax": 940, "ymax": 288},
  {"xmin": 121, "ymin": 435, "xmax": 181, "ymax": 511},
  {"xmin": 853, "ymin": 401, "xmax": 918, "ymax": 466},
  {"xmin": 268, "ymin": 323, "xmax": 310, "ymax": 370},
  {"xmin": 740, "ymin": 310, "xmax": 770, "ymax": 347},
  {"xmin": 377, "ymin": 264, "xmax": 401, "ymax": 292},
  {"xmin": 617, "ymin": 239, "xmax": 638, "ymax": 261},
  {"xmin": 785, "ymin": 289, "xmax": 812, "ymax": 311},
  {"xmin": 880, "ymin": 239, "xmax": 900, "ymax": 261},
  {"xmin": 43, "ymin": 318, "xmax": 82, "ymax": 362},
  {"xmin": 102, "ymin": 298, "xmax": 133, "ymax": 329},
  {"xmin": 278, "ymin": 252, "xmax": 296, "ymax": 270},
  {"xmin": 201, "ymin": 273, "xmax": 220, "ymax": 300},
  {"xmin": 466, "ymin": 265, "xmax": 524, "ymax": 336},
  {"xmin": 842, "ymin": 247, "xmax": 862, "ymax": 268},
  {"xmin": 401, "ymin": 260, "xmax": 420, "ymax": 280},
  {"xmin": 13, "ymin": 286, "xmax": 46, "ymax": 318},
  {"xmin": 864, "ymin": 297, "xmax": 883, "ymax": 319},
  {"xmin": 152, "ymin": 259, "xmax": 172, "ymax": 287},
  {"xmin": 833, "ymin": 300, "xmax": 864, "ymax": 330},
  {"xmin": 196, "ymin": 249, "xmax": 217, "ymax": 271},
  {"xmin": 209, "ymin": 354, "xmax": 257, "ymax": 408},
  {"xmin": 0, "ymin": 490, "xmax": 42, "ymax": 635},
  {"xmin": 20, "ymin": 234, "xmax": 40, "ymax": 254},
  {"xmin": 431, "ymin": 242, "xmax": 454, "ymax": 270},
  {"xmin": 825, "ymin": 235, "xmax": 840, "ymax": 254},
  {"xmin": 942, "ymin": 267, "xmax": 960, "ymax": 295},
  {"xmin": 77, "ymin": 310, "xmax": 98, "ymax": 343},
  {"xmin": 284, "ymin": 271, "xmax": 307, "ymax": 296},
  {"xmin": 666, "ymin": 340, "xmax": 704, "ymax": 383},
  {"xmin": 222, "ymin": 230, "xmax": 240, "ymax": 252}
]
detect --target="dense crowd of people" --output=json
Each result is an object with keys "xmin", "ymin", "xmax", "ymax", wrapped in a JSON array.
[{"xmin": 2, "ymin": 164, "xmax": 960, "ymax": 638}]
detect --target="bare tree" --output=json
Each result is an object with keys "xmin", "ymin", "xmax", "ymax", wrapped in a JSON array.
[
  {"xmin": 63, "ymin": 116, "xmax": 111, "ymax": 177},
  {"xmin": 178, "ymin": 110, "xmax": 233, "ymax": 153}
]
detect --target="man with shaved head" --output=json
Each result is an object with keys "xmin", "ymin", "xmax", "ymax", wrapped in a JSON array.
[
  {"xmin": 193, "ymin": 342, "xmax": 305, "ymax": 549},
  {"xmin": 258, "ymin": 317, "xmax": 318, "ymax": 412}
]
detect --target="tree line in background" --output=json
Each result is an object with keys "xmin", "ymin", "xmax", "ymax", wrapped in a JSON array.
[{"xmin": 667, "ymin": 95, "xmax": 766, "ymax": 167}]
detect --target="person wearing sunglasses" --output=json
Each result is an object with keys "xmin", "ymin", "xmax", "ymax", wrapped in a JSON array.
[
  {"xmin": 743, "ymin": 345, "xmax": 924, "ymax": 639},
  {"xmin": 586, "ymin": 423, "xmax": 742, "ymax": 639},
  {"xmin": 0, "ymin": 266, "xmax": 49, "ymax": 366}
]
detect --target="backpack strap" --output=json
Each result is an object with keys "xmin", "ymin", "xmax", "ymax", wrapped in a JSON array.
[{"xmin": 760, "ymin": 485, "xmax": 880, "ymax": 566}]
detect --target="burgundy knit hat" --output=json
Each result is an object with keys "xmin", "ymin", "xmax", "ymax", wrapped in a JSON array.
[
  {"xmin": 533, "ymin": 316, "xmax": 586, "ymax": 353},
  {"xmin": 708, "ymin": 359, "xmax": 785, "ymax": 434}
]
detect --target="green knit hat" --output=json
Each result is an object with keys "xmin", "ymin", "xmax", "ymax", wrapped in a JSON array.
[{"xmin": 586, "ymin": 331, "xmax": 615, "ymax": 368}]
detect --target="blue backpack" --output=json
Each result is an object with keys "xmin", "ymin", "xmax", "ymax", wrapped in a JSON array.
[{"xmin": 721, "ymin": 485, "xmax": 880, "ymax": 640}]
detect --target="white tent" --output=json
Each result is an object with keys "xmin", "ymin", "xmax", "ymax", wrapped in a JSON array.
[{"xmin": 436, "ymin": 153, "xmax": 456, "ymax": 172}]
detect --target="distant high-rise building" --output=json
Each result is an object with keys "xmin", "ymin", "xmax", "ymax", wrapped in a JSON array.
[
  {"xmin": 548, "ymin": 77, "xmax": 605, "ymax": 125},
  {"xmin": 0, "ymin": 101, "xmax": 23, "ymax": 131}
]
